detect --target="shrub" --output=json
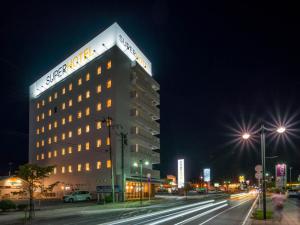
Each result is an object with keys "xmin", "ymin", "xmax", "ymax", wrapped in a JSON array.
[
  {"xmin": 17, "ymin": 204, "xmax": 28, "ymax": 211},
  {"xmin": 105, "ymin": 195, "xmax": 113, "ymax": 203},
  {"xmin": 0, "ymin": 200, "xmax": 16, "ymax": 212}
]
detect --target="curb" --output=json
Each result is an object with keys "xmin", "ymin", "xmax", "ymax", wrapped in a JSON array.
[{"xmin": 242, "ymin": 195, "xmax": 259, "ymax": 225}]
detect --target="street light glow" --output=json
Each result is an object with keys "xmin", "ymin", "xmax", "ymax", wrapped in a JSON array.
[
  {"xmin": 276, "ymin": 126, "xmax": 286, "ymax": 134},
  {"xmin": 133, "ymin": 162, "xmax": 138, "ymax": 167},
  {"xmin": 144, "ymin": 161, "xmax": 149, "ymax": 165},
  {"xmin": 242, "ymin": 133, "xmax": 250, "ymax": 140}
]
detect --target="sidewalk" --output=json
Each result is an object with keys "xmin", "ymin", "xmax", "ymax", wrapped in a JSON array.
[{"xmin": 252, "ymin": 198, "xmax": 300, "ymax": 225}]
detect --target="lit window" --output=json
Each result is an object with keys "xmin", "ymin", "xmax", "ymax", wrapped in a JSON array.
[
  {"xmin": 36, "ymin": 154, "xmax": 39, "ymax": 160},
  {"xmin": 85, "ymin": 142, "xmax": 90, "ymax": 150},
  {"xmin": 54, "ymin": 136, "xmax": 57, "ymax": 143},
  {"xmin": 78, "ymin": 95, "xmax": 82, "ymax": 102},
  {"xmin": 62, "ymin": 102, "xmax": 66, "ymax": 110},
  {"xmin": 77, "ymin": 144, "xmax": 82, "ymax": 152},
  {"xmin": 78, "ymin": 78, "xmax": 82, "ymax": 86},
  {"xmin": 85, "ymin": 163, "xmax": 90, "ymax": 171},
  {"xmin": 78, "ymin": 164, "xmax": 82, "ymax": 172},
  {"xmin": 97, "ymin": 66, "xmax": 101, "ymax": 75},
  {"xmin": 85, "ymin": 107, "xmax": 90, "ymax": 116},
  {"xmin": 77, "ymin": 128, "xmax": 82, "ymax": 135},
  {"xmin": 69, "ymin": 83, "xmax": 73, "ymax": 91},
  {"xmin": 107, "ymin": 160, "xmax": 111, "ymax": 168},
  {"xmin": 62, "ymin": 148, "xmax": 66, "ymax": 155},
  {"xmin": 96, "ymin": 122, "xmax": 102, "ymax": 129},
  {"xmin": 86, "ymin": 90, "xmax": 90, "ymax": 99},
  {"xmin": 41, "ymin": 113, "xmax": 45, "ymax": 120},
  {"xmin": 41, "ymin": 126, "xmax": 45, "ymax": 133},
  {"xmin": 68, "ymin": 131, "xmax": 72, "ymax": 138},
  {"xmin": 97, "ymin": 161, "xmax": 101, "ymax": 169},
  {"xmin": 48, "ymin": 123, "xmax": 52, "ymax": 131},
  {"xmin": 36, "ymin": 115, "xmax": 40, "ymax": 122},
  {"xmin": 62, "ymin": 87, "xmax": 66, "ymax": 95},
  {"xmin": 107, "ymin": 60, "xmax": 112, "ymax": 69},
  {"xmin": 106, "ymin": 137, "xmax": 110, "ymax": 146},
  {"xmin": 41, "ymin": 140, "xmax": 44, "ymax": 146},
  {"xmin": 106, "ymin": 118, "xmax": 112, "ymax": 126},
  {"xmin": 106, "ymin": 99, "xmax": 112, "ymax": 108},
  {"xmin": 97, "ymin": 103, "xmax": 102, "ymax": 111},
  {"xmin": 68, "ymin": 99, "xmax": 72, "ymax": 107},
  {"xmin": 48, "ymin": 151, "xmax": 52, "ymax": 158},
  {"xmin": 37, "ymin": 103, "xmax": 40, "ymax": 109},
  {"xmin": 68, "ymin": 115, "xmax": 72, "ymax": 123},
  {"xmin": 62, "ymin": 133, "xmax": 66, "ymax": 140},
  {"xmin": 77, "ymin": 111, "xmax": 82, "ymax": 119},
  {"xmin": 36, "ymin": 128, "xmax": 40, "ymax": 135},
  {"xmin": 41, "ymin": 153, "xmax": 45, "ymax": 160},
  {"xmin": 107, "ymin": 80, "xmax": 112, "ymax": 89},
  {"xmin": 53, "ymin": 167, "xmax": 57, "ymax": 174},
  {"xmin": 97, "ymin": 85, "xmax": 102, "ymax": 93},
  {"xmin": 68, "ymin": 165, "xmax": 72, "ymax": 173},
  {"xmin": 42, "ymin": 100, "xmax": 45, "ymax": 106},
  {"xmin": 62, "ymin": 166, "xmax": 65, "ymax": 174},
  {"xmin": 54, "ymin": 92, "xmax": 58, "ymax": 99},
  {"xmin": 86, "ymin": 72, "xmax": 90, "ymax": 81},
  {"xmin": 49, "ymin": 96, "xmax": 52, "ymax": 102},
  {"xmin": 54, "ymin": 150, "xmax": 57, "ymax": 157},
  {"xmin": 86, "ymin": 125, "xmax": 90, "ymax": 133},
  {"xmin": 48, "ymin": 109, "xmax": 52, "ymax": 116},
  {"xmin": 54, "ymin": 121, "xmax": 58, "ymax": 128},
  {"xmin": 96, "ymin": 139, "xmax": 102, "ymax": 148},
  {"xmin": 48, "ymin": 137, "xmax": 51, "ymax": 144},
  {"xmin": 62, "ymin": 117, "xmax": 66, "ymax": 125},
  {"xmin": 68, "ymin": 146, "xmax": 72, "ymax": 154},
  {"xmin": 36, "ymin": 141, "xmax": 39, "ymax": 148}
]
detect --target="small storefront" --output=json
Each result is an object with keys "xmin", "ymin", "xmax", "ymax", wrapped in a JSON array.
[{"xmin": 125, "ymin": 177, "xmax": 161, "ymax": 200}]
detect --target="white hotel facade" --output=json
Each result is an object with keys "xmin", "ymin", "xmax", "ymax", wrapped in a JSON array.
[{"xmin": 29, "ymin": 23, "xmax": 160, "ymax": 200}]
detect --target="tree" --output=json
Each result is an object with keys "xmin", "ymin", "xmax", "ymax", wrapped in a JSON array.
[{"xmin": 14, "ymin": 164, "xmax": 58, "ymax": 220}]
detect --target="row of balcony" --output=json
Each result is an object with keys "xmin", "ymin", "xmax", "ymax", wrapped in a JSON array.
[
  {"xmin": 131, "ymin": 92, "xmax": 160, "ymax": 120},
  {"xmin": 130, "ymin": 110, "xmax": 160, "ymax": 135},
  {"xmin": 130, "ymin": 131, "xmax": 160, "ymax": 150},
  {"xmin": 130, "ymin": 145, "xmax": 160, "ymax": 164}
]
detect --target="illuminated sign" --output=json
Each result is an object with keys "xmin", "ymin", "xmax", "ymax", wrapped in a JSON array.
[
  {"xmin": 203, "ymin": 168, "xmax": 210, "ymax": 182},
  {"xmin": 275, "ymin": 163, "xmax": 287, "ymax": 188},
  {"xmin": 178, "ymin": 159, "xmax": 185, "ymax": 188},
  {"xmin": 30, "ymin": 22, "xmax": 152, "ymax": 98},
  {"xmin": 239, "ymin": 176, "xmax": 245, "ymax": 183}
]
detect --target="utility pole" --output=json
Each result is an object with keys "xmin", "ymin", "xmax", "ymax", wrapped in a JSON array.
[
  {"xmin": 290, "ymin": 167, "xmax": 293, "ymax": 183},
  {"xmin": 102, "ymin": 116, "xmax": 115, "ymax": 203},
  {"xmin": 121, "ymin": 132, "xmax": 127, "ymax": 202}
]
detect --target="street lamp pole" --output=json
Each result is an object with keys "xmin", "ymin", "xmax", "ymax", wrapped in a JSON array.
[
  {"xmin": 290, "ymin": 167, "xmax": 293, "ymax": 183},
  {"xmin": 139, "ymin": 160, "xmax": 143, "ymax": 206},
  {"xmin": 260, "ymin": 124, "xmax": 267, "ymax": 220}
]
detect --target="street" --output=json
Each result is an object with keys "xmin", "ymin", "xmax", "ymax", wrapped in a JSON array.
[{"xmin": 0, "ymin": 194, "xmax": 256, "ymax": 225}]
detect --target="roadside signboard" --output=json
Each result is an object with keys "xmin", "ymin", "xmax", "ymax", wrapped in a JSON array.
[
  {"xmin": 275, "ymin": 163, "xmax": 287, "ymax": 188},
  {"xmin": 178, "ymin": 159, "xmax": 185, "ymax": 188},
  {"xmin": 203, "ymin": 168, "xmax": 211, "ymax": 182}
]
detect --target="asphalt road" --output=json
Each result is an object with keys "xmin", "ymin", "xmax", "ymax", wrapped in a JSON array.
[
  {"xmin": 99, "ymin": 195, "xmax": 256, "ymax": 225},
  {"xmin": 2, "ymin": 194, "xmax": 256, "ymax": 225}
]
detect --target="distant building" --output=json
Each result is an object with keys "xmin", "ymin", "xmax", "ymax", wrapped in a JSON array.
[{"xmin": 29, "ymin": 23, "xmax": 160, "ymax": 200}]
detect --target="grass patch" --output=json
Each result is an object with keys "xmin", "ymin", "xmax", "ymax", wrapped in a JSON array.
[{"xmin": 253, "ymin": 209, "xmax": 273, "ymax": 220}]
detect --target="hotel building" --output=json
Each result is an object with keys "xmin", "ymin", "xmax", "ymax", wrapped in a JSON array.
[{"xmin": 29, "ymin": 23, "xmax": 160, "ymax": 200}]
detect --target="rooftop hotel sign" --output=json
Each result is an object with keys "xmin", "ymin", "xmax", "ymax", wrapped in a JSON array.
[{"xmin": 30, "ymin": 22, "xmax": 152, "ymax": 98}]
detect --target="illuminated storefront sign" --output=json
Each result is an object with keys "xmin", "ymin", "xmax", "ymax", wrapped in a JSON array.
[
  {"xmin": 275, "ymin": 163, "xmax": 287, "ymax": 188},
  {"xmin": 178, "ymin": 159, "xmax": 185, "ymax": 188},
  {"xmin": 204, "ymin": 168, "xmax": 211, "ymax": 182},
  {"xmin": 30, "ymin": 22, "xmax": 152, "ymax": 98}
]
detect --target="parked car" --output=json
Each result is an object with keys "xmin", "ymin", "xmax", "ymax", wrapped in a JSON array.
[
  {"xmin": 287, "ymin": 189, "xmax": 299, "ymax": 198},
  {"xmin": 63, "ymin": 191, "xmax": 92, "ymax": 203}
]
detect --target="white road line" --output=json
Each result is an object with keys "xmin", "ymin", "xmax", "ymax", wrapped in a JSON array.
[
  {"xmin": 241, "ymin": 195, "xmax": 259, "ymax": 225},
  {"xmin": 174, "ymin": 204, "xmax": 228, "ymax": 225},
  {"xmin": 198, "ymin": 198, "xmax": 253, "ymax": 225},
  {"xmin": 98, "ymin": 200, "xmax": 215, "ymax": 225},
  {"xmin": 147, "ymin": 200, "xmax": 228, "ymax": 225}
]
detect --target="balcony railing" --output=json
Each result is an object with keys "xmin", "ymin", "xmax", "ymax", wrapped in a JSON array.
[
  {"xmin": 131, "ymin": 95, "xmax": 160, "ymax": 119},
  {"xmin": 130, "ymin": 132, "xmax": 160, "ymax": 150},
  {"xmin": 131, "ymin": 111, "xmax": 160, "ymax": 134}
]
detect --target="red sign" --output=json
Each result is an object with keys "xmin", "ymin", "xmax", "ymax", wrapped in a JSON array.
[{"xmin": 276, "ymin": 164, "xmax": 286, "ymax": 177}]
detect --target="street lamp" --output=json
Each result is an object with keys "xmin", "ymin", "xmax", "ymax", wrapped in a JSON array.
[
  {"xmin": 242, "ymin": 124, "xmax": 286, "ymax": 220},
  {"xmin": 133, "ymin": 160, "xmax": 149, "ymax": 206}
]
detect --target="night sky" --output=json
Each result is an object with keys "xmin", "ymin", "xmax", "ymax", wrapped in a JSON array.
[{"xmin": 1, "ymin": 1, "xmax": 300, "ymax": 182}]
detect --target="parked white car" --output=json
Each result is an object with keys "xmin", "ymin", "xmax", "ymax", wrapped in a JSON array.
[{"xmin": 63, "ymin": 191, "xmax": 92, "ymax": 202}]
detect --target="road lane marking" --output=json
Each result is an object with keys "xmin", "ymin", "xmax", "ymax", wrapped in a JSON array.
[
  {"xmin": 98, "ymin": 200, "xmax": 215, "ymax": 225},
  {"xmin": 241, "ymin": 195, "xmax": 258, "ymax": 225},
  {"xmin": 174, "ymin": 204, "xmax": 228, "ymax": 225},
  {"xmin": 147, "ymin": 200, "xmax": 228, "ymax": 225},
  {"xmin": 198, "ymin": 198, "xmax": 253, "ymax": 225}
]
